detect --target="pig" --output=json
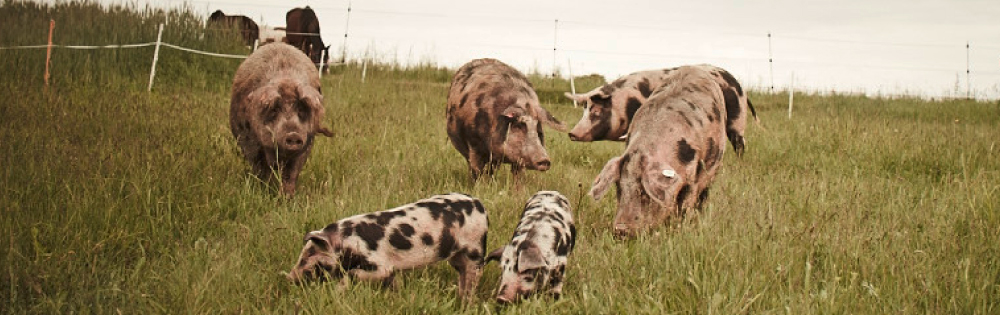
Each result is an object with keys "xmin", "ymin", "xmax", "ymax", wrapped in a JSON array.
[
  {"xmin": 485, "ymin": 191, "xmax": 576, "ymax": 304},
  {"xmin": 589, "ymin": 66, "xmax": 727, "ymax": 239},
  {"xmin": 564, "ymin": 64, "xmax": 758, "ymax": 157},
  {"xmin": 229, "ymin": 42, "xmax": 332, "ymax": 197},
  {"xmin": 286, "ymin": 193, "xmax": 488, "ymax": 302},
  {"xmin": 446, "ymin": 58, "xmax": 566, "ymax": 182}
]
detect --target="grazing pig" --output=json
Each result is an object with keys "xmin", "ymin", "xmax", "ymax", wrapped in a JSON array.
[
  {"xmin": 589, "ymin": 66, "xmax": 727, "ymax": 239},
  {"xmin": 564, "ymin": 64, "xmax": 758, "ymax": 156},
  {"xmin": 446, "ymin": 58, "xmax": 566, "ymax": 182},
  {"xmin": 286, "ymin": 193, "xmax": 488, "ymax": 302},
  {"xmin": 486, "ymin": 191, "xmax": 576, "ymax": 304},
  {"xmin": 229, "ymin": 42, "xmax": 332, "ymax": 197}
]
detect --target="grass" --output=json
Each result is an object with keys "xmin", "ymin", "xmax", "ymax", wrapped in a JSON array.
[{"xmin": 2, "ymin": 1, "xmax": 999, "ymax": 314}]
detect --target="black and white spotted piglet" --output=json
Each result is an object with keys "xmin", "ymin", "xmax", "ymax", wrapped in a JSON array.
[
  {"xmin": 287, "ymin": 193, "xmax": 488, "ymax": 302},
  {"xmin": 486, "ymin": 191, "xmax": 576, "ymax": 304}
]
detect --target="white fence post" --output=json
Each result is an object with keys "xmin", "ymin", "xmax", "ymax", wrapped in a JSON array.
[
  {"xmin": 552, "ymin": 19, "xmax": 559, "ymax": 77},
  {"xmin": 788, "ymin": 73, "xmax": 794, "ymax": 119},
  {"xmin": 568, "ymin": 58, "xmax": 577, "ymax": 107},
  {"xmin": 318, "ymin": 48, "xmax": 327, "ymax": 78},
  {"xmin": 966, "ymin": 41, "xmax": 971, "ymax": 99},
  {"xmin": 768, "ymin": 31, "xmax": 774, "ymax": 94},
  {"xmin": 361, "ymin": 58, "xmax": 368, "ymax": 84},
  {"xmin": 342, "ymin": 1, "xmax": 352, "ymax": 63},
  {"xmin": 147, "ymin": 23, "xmax": 164, "ymax": 92}
]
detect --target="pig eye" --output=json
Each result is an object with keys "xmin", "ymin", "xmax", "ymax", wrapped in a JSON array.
[
  {"xmin": 263, "ymin": 105, "xmax": 281, "ymax": 123},
  {"xmin": 296, "ymin": 101, "xmax": 312, "ymax": 121},
  {"xmin": 521, "ymin": 268, "xmax": 540, "ymax": 283},
  {"xmin": 589, "ymin": 107, "xmax": 602, "ymax": 118},
  {"xmin": 537, "ymin": 123, "xmax": 545, "ymax": 145}
]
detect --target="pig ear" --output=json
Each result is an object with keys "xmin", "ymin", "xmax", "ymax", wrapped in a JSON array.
[
  {"xmin": 485, "ymin": 247, "xmax": 505, "ymax": 264},
  {"xmin": 297, "ymin": 86, "xmax": 333, "ymax": 137},
  {"xmin": 517, "ymin": 246, "xmax": 548, "ymax": 273},
  {"xmin": 589, "ymin": 156, "xmax": 623, "ymax": 201},
  {"xmin": 641, "ymin": 162, "xmax": 680, "ymax": 206},
  {"xmin": 534, "ymin": 105, "xmax": 567, "ymax": 132},
  {"xmin": 303, "ymin": 231, "xmax": 331, "ymax": 251},
  {"xmin": 250, "ymin": 85, "xmax": 280, "ymax": 108}
]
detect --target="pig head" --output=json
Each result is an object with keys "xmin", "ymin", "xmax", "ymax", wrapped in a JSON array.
[
  {"xmin": 589, "ymin": 151, "xmax": 695, "ymax": 239},
  {"xmin": 286, "ymin": 229, "xmax": 346, "ymax": 284}
]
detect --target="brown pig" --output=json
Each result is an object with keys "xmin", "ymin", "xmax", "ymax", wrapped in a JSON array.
[
  {"xmin": 589, "ymin": 66, "xmax": 727, "ymax": 239},
  {"xmin": 564, "ymin": 64, "xmax": 758, "ymax": 156},
  {"xmin": 229, "ymin": 42, "xmax": 332, "ymax": 197},
  {"xmin": 446, "ymin": 58, "xmax": 566, "ymax": 182}
]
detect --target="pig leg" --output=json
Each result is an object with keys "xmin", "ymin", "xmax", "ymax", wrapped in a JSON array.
[
  {"xmin": 450, "ymin": 135, "xmax": 471, "ymax": 160},
  {"xmin": 249, "ymin": 149, "xmax": 271, "ymax": 181},
  {"xmin": 548, "ymin": 283, "xmax": 564, "ymax": 300},
  {"xmin": 350, "ymin": 267, "xmax": 395, "ymax": 289},
  {"xmin": 279, "ymin": 147, "xmax": 311, "ymax": 197},
  {"xmin": 510, "ymin": 164, "xmax": 525, "ymax": 190},
  {"xmin": 726, "ymin": 129, "xmax": 745, "ymax": 158},
  {"xmin": 263, "ymin": 148, "xmax": 282, "ymax": 184},
  {"xmin": 380, "ymin": 272, "xmax": 397, "ymax": 290},
  {"xmin": 548, "ymin": 265, "xmax": 566, "ymax": 299},
  {"xmin": 467, "ymin": 148, "xmax": 489, "ymax": 181},
  {"xmin": 449, "ymin": 255, "xmax": 482, "ymax": 302},
  {"xmin": 695, "ymin": 187, "xmax": 710, "ymax": 209}
]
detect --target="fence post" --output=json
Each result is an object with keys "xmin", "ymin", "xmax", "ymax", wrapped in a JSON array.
[
  {"xmin": 44, "ymin": 19, "xmax": 54, "ymax": 89},
  {"xmin": 552, "ymin": 19, "xmax": 559, "ymax": 77},
  {"xmin": 768, "ymin": 31, "xmax": 774, "ymax": 93},
  {"xmin": 341, "ymin": 1, "xmax": 352, "ymax": 63},
  {"xmin": 568, "ymin": 58, "xmax": 577, "ymax": 107},
  {"xmin": 788, "ymin": 73, "xmax": 794, "ymax": 119},
  {"xmin": 148, "ymin": 23, "xmax": 164, "ymax": 92},
  {"xmin": 319, "ymin": 48, "xmax": 327, "ymax": 78},
  {"xmin": 966, "ymin": 41, "xmax": 971, "ymax": 99},
  {"xmin": 361, "ymin": 58, "xmax": 368, "ymax": 84}
]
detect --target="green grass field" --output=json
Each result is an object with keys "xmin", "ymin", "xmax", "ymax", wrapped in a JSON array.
[{"xmin": 2, "ymin": 1, "xmax": 999, "ymax": 314}]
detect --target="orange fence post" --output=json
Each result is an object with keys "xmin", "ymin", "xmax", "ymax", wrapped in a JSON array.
[{"xmin": 44, "ymin": 19, "xmax": 54, "ymax": 89}]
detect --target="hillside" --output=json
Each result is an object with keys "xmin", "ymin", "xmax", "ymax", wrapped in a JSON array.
[{"xmin": 2, "ymin": 1, "xmax": 998, "ymax": 314}]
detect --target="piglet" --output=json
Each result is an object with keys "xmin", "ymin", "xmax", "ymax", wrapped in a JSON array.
[
  {"xmin": 287, "ymin": 193, "xmax": 488, "ymax": 302},
  {"xmin": 486, "ymin": 191, "xmax": 576, "ymax": 304}
]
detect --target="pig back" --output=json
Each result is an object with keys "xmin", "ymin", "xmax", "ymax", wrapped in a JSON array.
[{"xmin": 446, "ymin": 59, "xmax": 538, "ymax": 145}]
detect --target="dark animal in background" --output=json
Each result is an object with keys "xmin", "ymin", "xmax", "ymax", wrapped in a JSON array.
[
  {"xmin": 446, "ymin": 58, "xmax": 566, "ymax": 182},
  {"xmin": 486, "ymin": 191, "xmax": 576, "ymax": 304},
  {"xmin": 590, "ymin": 66, "xmax": 727, "ymax": 239},
  {"xmin": 286, "ymin": 6, "xmax": 331, "ymax": 72},
  {"xmin": 229, "ymin": 43, "xmax": 332, "ymax": 197},
  {"xmin": 287, "ymin": 193, "xmax": 489, "ymax": 302},
  {"xmin": 207, "ymin": 10, "xmax": 260, "ymax": 47},
  {"xmin": 564, "ymin": 64, "xmax": 758, "ymax": 156}
]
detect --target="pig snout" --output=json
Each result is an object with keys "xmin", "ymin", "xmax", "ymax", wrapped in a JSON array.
[
  {"xmin": 567, "ymin": 124, "xmax": 592, "ymax": 142},
  {"xmin": 533, "ymin": 158, "xmax": 551, "ymax": 171},
  {"xmin": 280, "ymin": 132, "xmax": 306, "ymax": 151},
  {"xmin": 613, "ymin": 223, "xmax": 637, "ymax": 240},
  {"xmin": 495, "ymin": 285, "xmax": 520, "ymax": 304},
  {"xmin": 496, "ymin": 295, "xmax": 513, "ymax": 304}
]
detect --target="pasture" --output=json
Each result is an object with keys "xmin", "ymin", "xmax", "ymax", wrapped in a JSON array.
[{"xmin": 2, "ymin": 1, "xmax": 998, "ymax": 314}]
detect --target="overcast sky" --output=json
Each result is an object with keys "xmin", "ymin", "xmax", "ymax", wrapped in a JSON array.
[{"xmin": 138, "ymin": 0, "xmax": 999, "ymax": 98}]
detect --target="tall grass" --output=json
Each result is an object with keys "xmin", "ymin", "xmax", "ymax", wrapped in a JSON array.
[{"xmin": 2, "ymin": 1, "xmax": 998, "ymax": 314}]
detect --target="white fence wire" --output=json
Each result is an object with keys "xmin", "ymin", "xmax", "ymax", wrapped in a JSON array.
[{"xmin": 0, "ymin": 21, "xmax": 344, "ymax": 91}]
